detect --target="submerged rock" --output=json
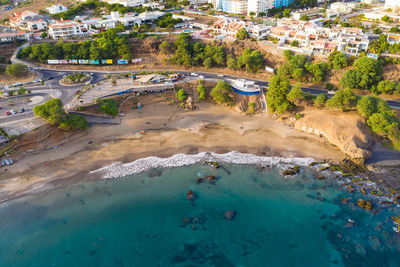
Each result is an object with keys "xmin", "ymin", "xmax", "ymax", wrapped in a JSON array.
[
  {"xmin": 186, "ymin": 190, "xmax": 196, "ymax": 200},
  {"xmin": 224, "ymin": 210, "xmax": 236, "ymax": 220}
]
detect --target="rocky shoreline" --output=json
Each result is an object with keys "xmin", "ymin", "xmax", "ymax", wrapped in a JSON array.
[{"xmin": 90, "ymin": 150, "xmax": 400, "ymax": 234}]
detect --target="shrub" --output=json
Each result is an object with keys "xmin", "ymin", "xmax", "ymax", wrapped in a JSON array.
[
  {"xmin": 59, "ymin": 114, "xmax": 88, "ymax": 131},
  {"xmin": 18, "ymin": 87, "xmax": 27, "ymax": 95},
  {"xmin": 99, "ymin": 99, "xmax": 119, "ymax": 116},
  {"xmin": 5, "ymin": 63, "xmax": 28, "ymax": 77}
]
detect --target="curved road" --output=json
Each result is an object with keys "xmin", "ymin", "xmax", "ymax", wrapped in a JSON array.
[{"xmin": 2, "ymin": 66, "xmax": 400, "ymax": 127}]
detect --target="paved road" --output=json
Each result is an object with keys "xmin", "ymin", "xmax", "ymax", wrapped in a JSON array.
[{"xmin": 1, "ymin": 67, "xmax": 400, "ymax": 127}]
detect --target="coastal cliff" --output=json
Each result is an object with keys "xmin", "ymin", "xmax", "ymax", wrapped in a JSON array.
[{"xmin": 294, "ymin": 111, "xmax": 372, "ymax": 162}]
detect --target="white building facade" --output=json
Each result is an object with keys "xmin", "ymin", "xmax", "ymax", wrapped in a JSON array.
[
  {"xmin": 48, "ymin": 20, "xmax": 88, "ymax": 39},
  {"xmin": 46, "ymin": 5, "xmax": 68, "ymax": 14},
  {"xmin": 385, "ymin": 0, "xmax": 400, "ymax": 9},
  {"xmin": 101, "ymin": 0, "xmax": 146, "ymax": 7},
  {"xmin": 248, "ymin": 0, "xmax": 273, "ymax": 15}
]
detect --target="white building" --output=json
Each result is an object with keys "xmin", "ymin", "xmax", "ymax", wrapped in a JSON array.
[
  {"xmin": 385, "ymin": 0, "xmax": 400, "ymax": 9},
  {"xmin": 142, "ymin": 2, "xmax": 165, "ymax": 9},
  {"xmin": 248, "ymin": 0, "xmax": 273, "ymax": 15},
  {"xmin": 46, "ymin": 5, "xmax": 68, "ymax": 14},
  {"xmin": 48, "ymin": 20, "xmax": 88, "ymax": 39},
  {"xmin": 329, "ymin": 2, "xmax": 354, "ymax": 14},
  {"xmin": 101, "ymin": 0, "xmax": 146, "ymax": 7},
  {"xmin": 26, "ymin": 19, "xmax": 47, "ymax": 31},
  {"xmin": 138, "ymin": 11, "xmax": 165, "ymax": 21}
]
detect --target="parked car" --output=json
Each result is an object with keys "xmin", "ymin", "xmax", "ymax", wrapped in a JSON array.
[
  {"xmin": 199, "ymin": 75, "xmax": 205, "ymax": 79},
  {"xmin": 10, "ymin": 110, "xmax": 17, "ymax": 115},
  {"xmin": 13, "ymin": 82, "xmax": 22, "ymax": 87},
  {"xmin": 190, "ymin": 73, "xmax": 198, "ymax": 77},
  {"xmin": 19, "ymin": 108, "xmax": 24, "ymax": 113},
  {"xmin": 4, "ymin": 111, "xmax": 10, "ymax": 116},
  {"xmin": 217, "ymin": 74, "xmax": 224, "ymax": 77}
]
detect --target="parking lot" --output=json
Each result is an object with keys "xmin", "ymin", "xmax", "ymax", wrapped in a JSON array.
[{"xmin": 0, "ymin": 93, "xmax": 50, "ymax": 119}]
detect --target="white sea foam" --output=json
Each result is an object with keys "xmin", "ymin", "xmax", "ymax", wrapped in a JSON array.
[{"xmin": 90, "ymin": 151, "xmax": 314, "ymax": 179}]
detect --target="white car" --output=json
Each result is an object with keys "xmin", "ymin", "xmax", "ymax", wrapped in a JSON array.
[
  {"xmin": 217, "ymin": 74, "xmax": 224, "ymax": 77},
  {"xmin": 199, "ymin": 75, "xmax": 205, "ymax": 79},
  {"xmin": 13, "ymin": 82, "xmax": 22, "ymax": 87},
  {"xmin": 10, "ymin": 109, "xmax": 17, "ymax": 115},
  {"xmin": 190, "ymin": 73, "xmax": 198, "ymax": 77}
]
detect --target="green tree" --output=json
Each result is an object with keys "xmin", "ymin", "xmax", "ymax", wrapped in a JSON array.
[
  {"xmin": 373, "ymin": 28, "xmax": 382, "ymax": 35},
  {"xmin": 227, "ymin": 54, "xmax": 237, "ymax": 70},
  {"xmin": 340, "ymin": 56, "xmax": 382, "ymax": 90},
  {"xmin": 329, "ymin": 51, "xmax": 348, "ymax": 70},
  {"xmin": 236, "ymin": 28, "xmax": 249, "ymax": 40},
  {"xmin": 283, "ymin": 50, "xmax": 293, "ymax": 61},
  {"xmin": 376, "ymin": 81, "xmax": 398, "ymax": 94},
  {"xmin": 33, "ymin": 98, "xmax": 65, "ymax": 125},
  {"xmin": 159, "ymin": 40, "xmax": 173, "ymax": 54},
  {"xmin": 266, "ymin": 75, "xmax": 293, "ymax": 114},
  {"xmin": 283, "ymin": 9, "xmax": 291, "ymax": 18},
  {"xmin": 197, "ymin": 81, "xmax": 207, "ymax": 100},
  {"xmin": 381, "ymin": 15, "xmax": 391, "ymax": 23},
  {"xmin": 287, "ymin": 83, "xmax": 305, "ymax": 105},
  {"xmin": 210, "ymin": 81, "xmax": 233, "ymax": 105},
  {"xmin": 5, "ymin": 63, "xmax": 28, "ymax": 77},
  {"xmin": 326, "ymin": 88, "xmax": 358, "ymax": 111},
  {"xmin": 313, "ymin": 94, "xmax": 327, "ymax": 109},
  {"xmin": 353, "ymin": 56, "xmax": 383, "ymax": 88},
  {"xmin": 176, "ymin": 89, "xmax": 188, "ymax": 103},
  {"xmin": 300, "ymin": 15, "xmax": 309, "ymax": 21},
  {"xmin": 290, "ymin": 40, "xmax": 299, "ymax": 47},
  {"xmin": 203, "ymin": 57, "xmax": 213, "ymax": 68}
]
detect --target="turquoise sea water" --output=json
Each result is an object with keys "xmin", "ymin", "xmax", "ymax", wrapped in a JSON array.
[{"xmin": 0, "ymin": 164, "xmax": 399, "ymax": 267}]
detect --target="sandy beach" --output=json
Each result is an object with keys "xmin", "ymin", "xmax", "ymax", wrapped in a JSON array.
[{"xmin": 0, "ymin": 100, "xmax": 347, "ymax": 202}]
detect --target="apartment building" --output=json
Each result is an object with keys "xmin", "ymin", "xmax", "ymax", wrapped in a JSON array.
[
  {"xmin": 337, "ymin": 34, "xmax": 369, "ymax": 56},
  {"xmin": 219, "ymin": 0, "xmax": 248, "ymax": 14},
  {"xmin": 248, "ymin": 0, "xmax": 273, "ymax": 15},
  {"xmin": 292, "ymin": 8, "xmax": 324, "ymax": 20},
  {"xmin": 385, "ymin": 0, "xmax": 400, "ymax": 9},
  {"xmin": 46, "ymin": 5, "xmax": 68, "ymax": 14},
  {"xmin": 273, "ymin": 0, "xmax": 293, "ymax": 8},
  {"xmin": 212, "ymin": 18, "xmax": 249, "ymax": 38},
  {"xmin": 26, "ymin": 19, "xmax": 47, "ymax": 31},
  {"xmin": 101, "ymin": 0, "xmax": 146, "ymax": 7},
  {"xmin": 48, "ymin": 20, "xmax": 88, "ymax": 39},
  {"xmin": 269, "ymin": 19, "xmax": 369, "ymax": 56},
  {"xmin": 0, "ymin": 31, "xmax": 30, "ymax": 43},
  {"xmin": 9, "ymin": 11, "xmax": 49, "ymax": 31}
]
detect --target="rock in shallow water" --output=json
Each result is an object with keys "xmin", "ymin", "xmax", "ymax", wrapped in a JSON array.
[
  {"xmin": 186, "ymin": 190, "xmax": 196, "ymax": 200},
  {"xmin": 224, "ymin": 210, "xmax": 236, "ymax": 220}
]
